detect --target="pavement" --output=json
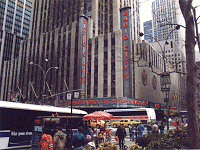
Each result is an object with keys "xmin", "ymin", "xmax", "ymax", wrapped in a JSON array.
[{"xmin": 108, "ymin": 125, "xmax": 177, "ymax": 148}]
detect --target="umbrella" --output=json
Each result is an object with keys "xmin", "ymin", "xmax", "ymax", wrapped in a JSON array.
[{"xmin": 83, "ymin": 111, "xmax": 113, "ymax": 121}]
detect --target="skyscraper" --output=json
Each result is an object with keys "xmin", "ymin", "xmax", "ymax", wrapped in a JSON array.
[
  {"xmin": 143, "ymin": 20, "xmax": 153, "ymax": 43},
  {"xmin": 14, "ymin": 0, "xmax": 141, "ymax": 104},
  {"xmin": 0, "ymin": 0, "xmax": 32, "ymax": 99},
  {"xmin": 151, "ymin": 0, "xmax": 186, "ymax": 72},
  {"xmin": 0, "ymin": 0, "xmax": 32, "ymax": 37},
  {"xmin": 152, "ymin": 0, "xmax": 184, "ymax": 48},
  {"xmin": 2, "ymin": 0, "xmax": 185, "ymax": 112},
  {"xmin": 30, "ymin": 0, "xmax": 140, "ymax": 41}
]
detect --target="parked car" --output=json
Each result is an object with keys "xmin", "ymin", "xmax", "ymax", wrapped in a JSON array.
[
  {"xmin": 111, "ymin": 119, "xmax": 141, "ymax": 128},
  {"xmin": 90, "ymin": 120, "xmax": 105, "ymax": 128}
]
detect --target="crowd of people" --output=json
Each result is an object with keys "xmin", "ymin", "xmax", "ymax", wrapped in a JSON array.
[
  {"xmin": 39, "ymin": 125, "xmax": 98, "ymax": 150},
  {"xmin": 127, "ymin": 121, "xmax": 166, "ymax": 141},
  {"xmin": 39, "ymin": 119, "xmax": 182, "ymax": 150}
]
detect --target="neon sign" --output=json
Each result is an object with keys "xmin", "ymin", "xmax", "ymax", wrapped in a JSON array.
[
  {"xmin": 120, "ymin": 7, "xmax": 132, "ymax": 97},
  {"xmin": 79, "ymin": 15, "xmax": 88, "ymax": 94}
]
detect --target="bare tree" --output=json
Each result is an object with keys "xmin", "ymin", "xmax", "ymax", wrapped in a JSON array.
[{"xmin": 179, "ymin": 0, "xmax": 200, "ymax": 148}]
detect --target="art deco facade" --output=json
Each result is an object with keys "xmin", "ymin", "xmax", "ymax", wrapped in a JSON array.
[{"xmin": 0, "ymin": 0, "xmax": 186, "ymax": 111}]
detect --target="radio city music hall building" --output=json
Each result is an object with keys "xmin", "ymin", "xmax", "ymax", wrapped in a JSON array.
[{"xmin": 2, "ymin": 1, "xmax": 186, "ymax": 112}]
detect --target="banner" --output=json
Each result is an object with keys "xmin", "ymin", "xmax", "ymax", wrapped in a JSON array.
[
  {"xmin": 79, "ymin": 15, "xmax": 88, "ymax": 96},
  {"xmin": 120, "ymin": 7, "xmax": 132, "ymax": 97}
]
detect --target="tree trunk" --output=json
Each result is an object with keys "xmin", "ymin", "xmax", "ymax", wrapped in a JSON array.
[{"xmin": 179, "ymin": 0, "xmax": 200, "ymax": 148}]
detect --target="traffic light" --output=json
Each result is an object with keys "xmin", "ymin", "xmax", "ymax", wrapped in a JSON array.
[
  {"xmin": 81, "ymin": 92, "xmax": 86, "ymax": 98},
  {"xmin": 174, "ymin": 94, "xmax": 178, "ymax": 101},
  {"xmin": 83, "ymin": 92, "xmax": 85, "ymax": 97},
  {"xmin": 172, "ymin": 94, "xmax": 178, "ymax": 100}
]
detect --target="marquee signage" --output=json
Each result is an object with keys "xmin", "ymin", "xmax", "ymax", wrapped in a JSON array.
[
  {"xmin": 67, "ymin": 97, "xmax": 177, "ymax": 110},
  {"xmin": 79, "ymin": 15, "xmax": 88, "ymax": 94},
  {"xmin": 120, "ymin": 7, "xmax": 132, "ymax": 97},
  {"xmin": 67, "ymin": 97, "xmax": 148, "ymax": 106}
]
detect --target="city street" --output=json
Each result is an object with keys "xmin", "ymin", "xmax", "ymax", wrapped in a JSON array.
[{"xmin": 104, "ymin": 125, "xmax": 177, "ymax": 147}]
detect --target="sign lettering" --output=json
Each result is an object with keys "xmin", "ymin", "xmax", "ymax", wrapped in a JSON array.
[{"xmin": 121, "ymin": 7, "xmax": 132, "ymax": 97}]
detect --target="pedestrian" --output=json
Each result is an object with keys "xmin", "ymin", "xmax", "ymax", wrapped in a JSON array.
[
  {"xmin": 137, "ymin": 122, "xmax": 144, "ymax": 137},
  {"xmin": 65, "ymin": 125, "xmax": 73, "ymax": 149},
  {"xmin": 135, "ymin": 124, "xmax": 138, "ymax": 138},
  {"xmin": 40, "ymin": 128, "xmax": 53, "ymax": 150},
  {"xmin": 159, "ymin": 122, "xmax": 165, "ymax": 134},
  {"xmin": 72, "ymin": 126, "xmax": 86, "ymax": 150},
  {"xmin": 146, "ymin": 122, "xmax": 152, "ymax": 136},
  {"xmin": 83, "ymin": 125, "xmax": 94, "ymax": 141},
  {"xmin": 53, "ymin": 126, "xmax": 66, "ymax": 150},
  {"xmin": 116, "ymin": 123, "xmax": 126, "ymax": 150},
  {"xmin": 152, "ymin": 122, "xmax": 159, "ymax": 134},
  {"xmin": 105, "ymin": 132, "xmax": 111, "ymax": 142},
  {"xmin": 130, "ymin": 124, "xmax": 136, "ymax": 141},
  {"xmin": 128, "ymin": 125, "xmax": 132, "ymax": 141},
  {"xmin": 176, "ymin": 118, "xmax": 179, "ymax": 127}
]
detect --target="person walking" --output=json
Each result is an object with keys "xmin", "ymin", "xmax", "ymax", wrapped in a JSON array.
[
  {"xmin": 40, "ymin": 128, "xmax": 53, "ymax": 150},
  {"xmin": 53, "ymin": 126, "xmax": 66, "ymax": 150},
  {"xmin": 159, "ymin": 122, "xmax": 165, "ymax": 134},
  {"xmin": 72, "ymin": 127, "xmax": 86, "ymax": 150},
  {"xmin": 65, "ymin": 125, "xmax": 73, "ymax": 149},
  {"xmin": 137, "ymin": 122, "xmax": 145, "ymax": 137},
  {"xmin": 128, "ymin": 125, "xmax": 132, "ymax": 141},
  {"xmin": 130, "ymin": 124, "xmax": 136, "ymax": 141},
  {"xmin": 152, "ymin": 122, "xmax": 159, "ymax": 134},
  {"xmin": 135, "ymin": 124, "xmax": 139, "ymax": 139},
  {"xmin": 146, "ymin": 122, "xmax": 152, "ymax": 136},
  {"xmin": 116, "ymin": 123, "xmax": 126, "ymax": 150}
]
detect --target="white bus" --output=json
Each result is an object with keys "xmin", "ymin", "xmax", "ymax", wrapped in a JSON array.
[
  {"xmin": 105, "ymin": 108, "xmax": 156, "ymax": 125},
  {"xmin": 0, "ymin": 101, "xmax": 87, "ymax": 149}
]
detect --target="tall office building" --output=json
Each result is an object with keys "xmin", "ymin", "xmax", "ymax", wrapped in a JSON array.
[
  {"xmin": 143, "ymin": 20, "xmax": 153, "ymax": 43},
  {"xmin": 12, "ymin": 0, "xmax": 140, "ymax": 104},
  {"xmin": 0, "ymin": 0, "xmax": 32, "ymax": 98},
  {"xmin": 0, "ymin": 0, "xmax": 32, "ymax": 37},
  {"xmin": 30, "ymin": 0, "xmax": 140, "ymax": 41},
  {"xmin": 152, "ymin": 0, "xmax": 184, "ymax": 48},
  {"xmin": 1, "ymin": 0, "xmax": 185, "ymax": 111}
]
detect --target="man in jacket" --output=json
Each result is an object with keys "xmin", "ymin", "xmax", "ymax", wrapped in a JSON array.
[
  {"xmin": 83, "ymin": 125, "xmax": 94, "ymax": 140},
  {"xmin": 146, "ymin": 122, "xmax": 152, "ymax": 136},
  {"xmin": 116, "ymin": 123, "xmax": 126, "ymax": 150},
  {"xmin": 152, "ymin": 122, "xmax": 159, "ymax": 134},
  {"xmin": 72, "ymin": 127, "xmax": 86, "ymax": 150},
  {"xmin": 53, "ymin": 126, "xmax": 66, "ymax": 150},
  {"xmin": 137, "ymin": 122, "xmax": 145, "ymax": 137}
]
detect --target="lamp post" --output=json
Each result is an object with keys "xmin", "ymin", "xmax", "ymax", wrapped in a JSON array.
[
  {"xmin": 29, "ymin": 61, "xmax": 58, "ymax": 105},
  {"xmin": 139, "ymin": 25, "xmax": 180, "ymax": 131}
]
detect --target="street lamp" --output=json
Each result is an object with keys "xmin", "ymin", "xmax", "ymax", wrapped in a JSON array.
[
  {"xmin": 29, "ymin": 61, "xmax": 58, "ymax": 105},
  {"xmin": 139, "ymin": 25, "xmax": 180, "ymax": 131}
]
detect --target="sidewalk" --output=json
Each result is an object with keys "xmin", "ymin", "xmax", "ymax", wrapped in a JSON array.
[{"xmin": 111, "ymin": 136, "xmax": 135, "ymax": 148}]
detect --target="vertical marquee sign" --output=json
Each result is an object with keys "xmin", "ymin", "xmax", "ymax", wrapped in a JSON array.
[
  {"xmin": 79, "ymin": 15, "xmax": 88, "ymax": 97},
  {"xmin": 120, "ymin": 7, "xmax": 132, "ymax": 97}
]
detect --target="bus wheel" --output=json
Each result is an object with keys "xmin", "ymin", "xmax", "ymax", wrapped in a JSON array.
[
  {"xmin": 113, "ymin": 124, "xmax": 117, "ymax": 128},
  {"xmin": 96, "ymin": 125, "xmax": 100, "ymax": 129}
]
